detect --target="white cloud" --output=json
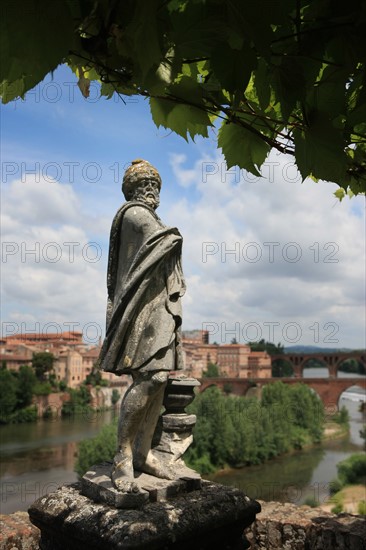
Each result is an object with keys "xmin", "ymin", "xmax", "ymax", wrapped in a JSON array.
[
  {"xmin": 2, "ymin": 153, "xmax": 365, "ymax": 350},
  {"xmin": 1, "ymin": 176, "xmax": 108, "ymax": 341},
  {"xmin": 167, "ymin": 151, "xmax": 366, "ymax": 348}
]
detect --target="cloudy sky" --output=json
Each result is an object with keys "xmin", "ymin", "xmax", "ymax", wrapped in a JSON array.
[{"xmin": 1, "ymin": 65, "xmax": 365, "ymax": 349}]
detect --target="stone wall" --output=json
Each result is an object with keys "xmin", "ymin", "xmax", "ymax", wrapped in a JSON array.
[
  {"xmin": 245, "ymin": 500, "xmax": 366, "ymax": 549},
  {"xmin": 32, "ymin": 392, "xmax": 69, "ymax": 418},
  {"xmin": 1, "ymin": 500, "xmax": 365, "ymax": 549}
]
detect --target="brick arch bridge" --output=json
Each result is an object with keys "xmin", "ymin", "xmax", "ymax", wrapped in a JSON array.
[
  {"xmin": 270, "ymin": 352, "xmax": 366, "ymax": 378},
  {"xmin": 199, "ymin": 377, "xmax": 366, "ymax": 410}
]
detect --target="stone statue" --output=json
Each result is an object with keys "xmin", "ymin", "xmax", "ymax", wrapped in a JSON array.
[{"xmin": 97, "ymin": 159, "xmax": 186, "ymax": 493}]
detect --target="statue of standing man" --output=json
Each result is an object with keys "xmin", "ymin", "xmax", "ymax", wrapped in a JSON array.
[{"xmin": 97, "ymin": 159, "xmax": 186, "ymax": 492}]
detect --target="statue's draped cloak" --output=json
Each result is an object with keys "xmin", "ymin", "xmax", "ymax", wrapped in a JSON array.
[{"xmin": 97, "ymin": 202, "xmax": 186, "ymax": 375}]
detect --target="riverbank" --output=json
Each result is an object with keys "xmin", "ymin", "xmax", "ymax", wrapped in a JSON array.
[
  {"xmin": 323, "ymin": 420, "xmax": 349, "ymax": 440},
  {"xmin": 320, "ymin": 484, "xmax": 366, "ymax": 514}
]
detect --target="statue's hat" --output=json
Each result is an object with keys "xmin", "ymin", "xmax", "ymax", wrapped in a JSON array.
[{"xmin": 122, "ymin": 159, "xmax": 161, "ymax": 199}]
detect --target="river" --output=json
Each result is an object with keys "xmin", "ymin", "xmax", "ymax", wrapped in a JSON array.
[{"xmin": 0, "ymin": 369, "xmax": 365, "ymax": 514}]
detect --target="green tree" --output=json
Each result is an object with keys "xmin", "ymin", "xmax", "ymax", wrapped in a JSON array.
[
  {"xmin": 84, "ymin": 364, "xmax": 103, "ymax": 386},
  {"xmin": 185, "ymin": 381, "xmax": 324, "ymax": 473},
  {"xmin": 248, "ymin": 340, "xmax": 293, "ymax": 377},
  {"xmin": 360, "ymin": 425, "xmax": 366, "ymax": 450},
  {"xmin": 202, "ymin": 362, "xmax": 220, "ymax": 378},
  {"xmin": 337, "ymin": 453, "xmax": 366, "ymax": 485},
  {"xmin": 0, "ymin": 367, "xmax": 18, "ymax": 419},
  {"xmin": 75, "ymin": 420, "xmax": 117, "ymax": 477},
  {"xmin": 62, "ymin": 385, "xmax": 91, "ymax": 416},
  {"xmin": 16, "ymin": 365, "xmax": 37, "ymax": 408},
  {"xmin": 32, "ymin": 352, "xmax": 54, "ymax": 381},
  {"xmin": 338, "ymin": 359, "xmax": 365, "ymax": 375},
  {"xmin": 111, "ymin": 389, "xmax": 120, "ymax": 405},
  {"xmin": 1, "ymin": 0, "xmax": 366, "ymax": 195}
]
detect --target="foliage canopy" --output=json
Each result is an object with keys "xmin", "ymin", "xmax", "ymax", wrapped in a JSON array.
[{"xmin": 1, "ymin": 0, "xmax": 366, "ymax": 195}]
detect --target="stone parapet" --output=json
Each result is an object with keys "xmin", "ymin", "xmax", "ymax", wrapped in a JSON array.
[
  {"xmin": 2, "ymin": 498, "xmax": 365, "ymax": 549},
  {"xmin": 0, "ymin": 511, "xmax": 40, "ymax": 550},
  {"xmin": 245, "ymin": 500, "xmax": 366, "ymax": 549}
]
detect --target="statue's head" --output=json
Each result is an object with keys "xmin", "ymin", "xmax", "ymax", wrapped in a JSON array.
[{"xmin": 122, "ymin": 159, "xmax": 162, "ymax": 209}]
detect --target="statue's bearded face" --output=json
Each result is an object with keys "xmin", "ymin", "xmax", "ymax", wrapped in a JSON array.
[{"xmin": 132, "ymin": 178, "xmax": 161, "ymax": 209}]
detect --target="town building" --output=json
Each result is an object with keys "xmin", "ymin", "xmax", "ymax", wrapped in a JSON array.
[
  {"xmin": 182, "ymin": 330, "xmax": 272, "ymax": 378},
  {"xmin": 0, "ymin": 328, "xmax": 272, "ymax": 386},
  {"xmin": 0, "ymin": 331, "xmax": 114, "ymax": 388}
]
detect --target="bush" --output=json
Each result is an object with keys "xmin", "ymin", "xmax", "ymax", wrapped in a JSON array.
[
  {"xmin": 357, "ymin": 500, "xmax": 366, "ymax": 515},
  {"xmin": 185, "ymin": 453, "xmax": 216, "ymax": 475},
  {"xmin": 304, "ymin": 496, "xmax": 319, "ymax": 508},
  {"xmin": 62, "ymin": 386, "xmax": 92, "ymax": 416},
  {"xmin": 9, "ymin": 406, "xmax": 38, "ymax": 423},
  {"xmin": 223, "ymin": 383, "xmax": 233, "ymax": 394},
  {"xmin": 331, "ymin": 502, "xmax": 343, "ymax": 514},
  {"xmin": 42, "ymin": 406, "xmax": 54, "ymax": 419},
  {"xmin": 111, "ymin": 389, "xmax": 120, "ymax": 405},
  {"xmin": 337, "ymin": 453, "xmax": 366, "ymax": 485},
  {"xmin": 329, "ymin": 478, "xmax": 343, "ymax": 495},
  {"xmin": 33, "ymin": 382, "xmax": 52, "ymax": 395},
  {"xmin": 333, "ymin": 406, "xmax": 349, "ymax": 426},
  {"xmin": 75, "ymin": 420, "xmax": 117, "ymax": 477}
]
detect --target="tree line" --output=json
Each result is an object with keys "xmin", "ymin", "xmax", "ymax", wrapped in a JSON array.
[
  {"xmin": 76, "ymin": 381, "xmax": 324, "ymax": 476},
  {"xmin": 0, "ymin": 354, "xmax": 119, "ymax": 423},
  {"xmin": 185, "ymin": 382, "xmax": 324, "ymax": 473}
]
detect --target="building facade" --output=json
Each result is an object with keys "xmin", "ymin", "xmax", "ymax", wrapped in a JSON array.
[
  {"xmin": 182, "ymin": 330, "xmax": 272, "ymax": 378},
  {"xmin": 1, "ymin": 329, "xmax": 272, "ymax": 386}
]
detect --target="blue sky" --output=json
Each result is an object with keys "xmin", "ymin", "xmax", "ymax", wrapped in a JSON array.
[{"xmin": 1, "ymin": 65, "xmax": 365, "ymax": 349}]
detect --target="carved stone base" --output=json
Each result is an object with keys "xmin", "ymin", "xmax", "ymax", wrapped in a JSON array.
[
  {"xmin": 81, "ymin": 461, "xmax": 201, "ymax": 508},
  {"xmin": 28, "ymin": 481, "xmax": 261, "ymax": 550}
]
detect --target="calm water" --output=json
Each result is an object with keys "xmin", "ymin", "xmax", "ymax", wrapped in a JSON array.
[
  {"xmin": 0, "ymin": 409, "xmax": 118, "ymax": 514},
  {"xmin": 0, "ymin": 369, "xmax": 365, "ymax": 513}
]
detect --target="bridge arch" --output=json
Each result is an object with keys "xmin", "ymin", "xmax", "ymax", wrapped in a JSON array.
[
  {"xmin": 300, "ymin": 357, "xmax": 330, "ymax": 378},
  {"xmin": 337, "ymin": 383, "xmax": 366, "ymax": 409},
  {"xmin": 271, "ymin": 357, "xmax": 294, "ymax": 377},
  {"xmin": 198, "ymin": 376, "xmax": 366, "ymax": 411},
  {"xmin": 336, "ymin": 356, "xmax": 366, "ymax": 377}
]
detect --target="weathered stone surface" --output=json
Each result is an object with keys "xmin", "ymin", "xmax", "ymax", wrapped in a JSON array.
[
  {"xmin": 244, "ymin": 500, "xmax": 366, "ymax": 549},
  {"xmin": 81, "ymin": 462, "xmax": 149, "ymax": 509},
  {"xmin": 1, "ymin": 497, "xmax": 363, "ymax": 549},
  {"xmin": 81, "ymin": 462, "xmax": 201, "ymax": 508},
  {"xmin": 0, "ymin": 511, "xmax": 40, "ymax": 550},
  {"xmin": 29, "ymin": 481, "xmax": 260, "ymax": 550}
]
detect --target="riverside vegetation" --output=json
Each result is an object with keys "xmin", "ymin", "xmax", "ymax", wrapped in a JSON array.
[
  {"xmin": 0, "ymin": 358, "xmax": 120, "ymax": 424},
  {"xmin": 76, "ymin": 382, "xmax": 325, "ymax": 476}
]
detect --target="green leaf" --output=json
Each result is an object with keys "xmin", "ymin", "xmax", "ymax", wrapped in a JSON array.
[
  {"xmin": 0, "ymin": 78, "xmax": 25, "ymax": 103},
  {"xmin": 334, "ymin": 188, "xmax": 346, "ymax": 201},
  {"xmin": 218, "ymin": 122, "xmax": 270, "ymax": 176},
  {"xmin": 308, "ymin": 66, "xmax": 348, "ymax": 119},
  {"xmin": 150, "ymin": 97, "xmax": 211, "ymax": 141},
  {"xmin": 210, "ymin": 42, "xmax": 257, "ymax": 94},
  {"xmin": 294, "ymin": 111, "xmax": 347, "ymax": 183},
  {"xmin": 125, "ymin": 0, "xmax": 163, "ymax": 80},
  {"xmin": 171, "ymin": 3, "xmax": 226, "ymax": 58},
  {"xmin": 254, "ymin": 59, "xmax": 271, "ymax": 110},
  {"xmin": 0, "ymin": 0, "xmax": 77, "ymax": 99}
]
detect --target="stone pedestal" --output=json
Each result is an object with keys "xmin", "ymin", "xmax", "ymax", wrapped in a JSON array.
[
  {"xmin": 151, "ymin": 376, "xmax": 201, "ymax": 472},
  {"xmin": 81, "ymin": 461, "xmax": 201, "ymax": 509},
  {"xmin": 29, "ymin": 481, "xmax": 260, "ymax": 550}
]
